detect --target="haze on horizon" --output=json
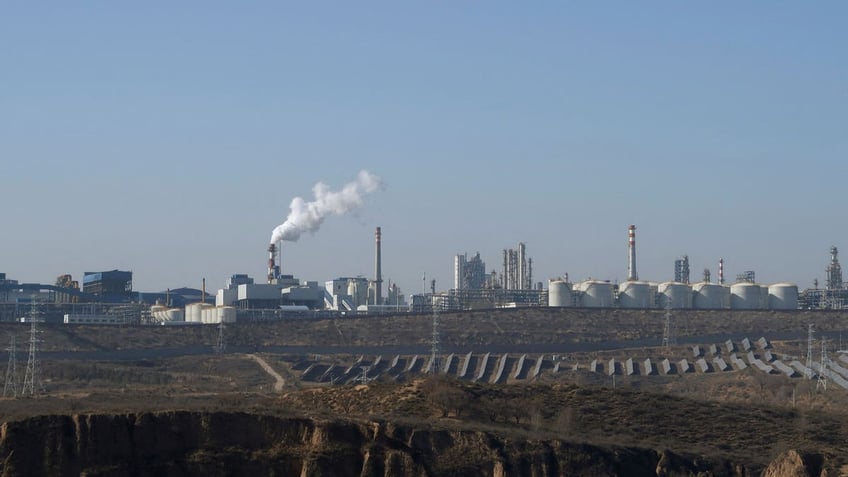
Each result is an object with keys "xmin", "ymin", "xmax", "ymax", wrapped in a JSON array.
[{"xmin": 1, "ymin": 2, "xmax": 846, "ymax": 295}]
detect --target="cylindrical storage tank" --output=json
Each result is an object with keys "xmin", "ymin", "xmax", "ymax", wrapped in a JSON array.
[
  {"xmin": 731, "ymin": 283, "xmax": 763, "ymax": 309},
  {"xmin": 548, "ymin": 280, "xmax": 572, "ymax": 307},
  {"xmin": 166, "ymin": 308, "xmax": 185, "ymax": 322},
  {"xmin": 150, "ymin": 305, "xmax": 166, "ymax": 322},
  {"xmin": 618, "ymin": 281, "xmax": 653, "ymax": 308},
  {"xmin": 692, "ymin": 283, "xmax": 730, "ymax": 309},
  {"xmin": 220, "ymin": 306, "xmax": 237, "ymax": 323},
  {"xmin": 658, "ymin": 282, "xmax": 692, "ymax": 309},
  {"xmin": 202, "ymin": 304, "xmax": 214, "ymax": 324},
  {"xmin": 185, "ymin": 304, "xmax": 201, "ymax": 323},
  {"xmin": 768, "ymin": 283, "xmax": 798, "ymax": 310},
  {"xmin": 579, "ymin": 280, "xmax": 614, "ymax": 308}
]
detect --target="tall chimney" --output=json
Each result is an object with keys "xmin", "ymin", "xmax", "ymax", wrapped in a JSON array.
[
  {"xmin": 627, "ymin": 225, "xmax": 638, "ymax": 281},
  {"xmin": 375, "ymin": 227, "xmax": 383, "ymax": 305},
  {"xmin": 202, "ymin": 278, "xmax": 206, "ymax": 303},
  {"xmin": 719, "ymin": 258, "xmax": 725, "ymax": 285},
  {"xmin": 268, "ymin": 243, "xmax": 277, "ymax": 283}
]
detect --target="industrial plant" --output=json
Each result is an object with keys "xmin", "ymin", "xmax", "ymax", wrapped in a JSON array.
[{"xmin": 4, "ymin": 215, "xmax": 848, "ymax": 325}]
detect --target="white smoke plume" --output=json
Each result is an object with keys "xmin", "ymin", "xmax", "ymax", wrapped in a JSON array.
[{"xmin": 270, "ymin": 170, "xmax": 383, "ymax": 243}]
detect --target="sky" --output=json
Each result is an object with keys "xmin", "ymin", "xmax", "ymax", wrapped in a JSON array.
[{"xmin": 1, "ymin": 2, "xmax": 847, "ymax": 295}]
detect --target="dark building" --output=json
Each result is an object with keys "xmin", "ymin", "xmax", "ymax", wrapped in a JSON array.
[{"xmin": 83, "ymin": 270, "xmax": 133, "ymax": 302}]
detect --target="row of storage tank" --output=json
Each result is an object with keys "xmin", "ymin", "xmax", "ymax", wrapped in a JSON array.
[
  {"xmin": 548, "ymin": 280, "xmax": 799, "ymax": 310},
  {"xmin": 150, "ymin": 304, "xmax": 237, "ymax": 324}
]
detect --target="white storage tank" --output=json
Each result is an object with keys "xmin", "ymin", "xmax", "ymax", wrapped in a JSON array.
[
  {"xmin": 202, "ymin": 304, "xmax": 215, "ymax": 324},
  {"xmin": 166, "ymin": 308, "xmax": 185, "ymax": 322},
  {"xmin": 618, "ymin": 281, "xmax": 653, "ymax": 308},
  {"xmin": 731, "ymin": 282, "xmax": 765, "ymax": 309},
  {"xmin": 578, "ymin": 280, "xmax": 614, "ymax": 308},
  {"xmin": 220, "ymin": 306, "xmax": 237, "ymax": 323},
  {"xmin": 185, "ymin": 303, "xmax": 202, "ymax": 323},
  {"xmin": 768, "ymin": 283, "xmax": 798, "ymax": 310},
  {"xmin": 692, "ymin": 283, "xmax": 730, "ymax": 309},
  {"xmin": 548, "ymin": 280, "xmax": 572, "ymax": 307},
  {"xmin": 658, "ymin": 282, "xmax": 692, "ymax": 309}
]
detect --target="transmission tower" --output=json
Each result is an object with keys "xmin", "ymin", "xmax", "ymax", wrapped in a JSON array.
[
  {"xmin": 806, "ymin": 324, "xmax": 815, "ymax": 380},
  {"xmin": 359, "ymin": 365, "xmax": 372, "ymax": 385},
  {"xmin": 215, "ymin": 320, "xmax": 226, "ymax": 354},
  {"xmin": 661, "ymin": 298, "xmax": 674, "ymax": 352},
  {"xmin": 4, "ymin": 335, "xmax": 18, "ymax": 398},
  {"xmin": 430, "ymin": 306, "xmax": 440, "ymax": 374},
  {"xmin": 22, "ymin": 318, "xmax": 44, "ymax": 396},
  {"xmin": 817, "ymin": 338, "xmax": 828, "ymax": 391}
]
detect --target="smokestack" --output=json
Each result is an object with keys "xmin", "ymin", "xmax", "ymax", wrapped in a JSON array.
[
  {"xmin": 719, "ymin": 258, "xmax": 725, "ymax": 285},
  {"xmin": 202, "ymin": 278, "xmax": 206, "ymax": 303},
  {"xmin": 627, "ymin": 225, "xmax": 638, "ymax": 281},
  {"xmin": 268, "ymin": 243, "xmax": 277, "ymax": 283},
  {"xmin": 375, "ymin": 227, "xmax": 383, "ymax": 305}
]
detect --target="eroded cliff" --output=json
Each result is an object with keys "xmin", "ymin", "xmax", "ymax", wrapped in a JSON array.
[{"xmin": 0, "ymin": 411, "xmax": 830, "ymax": 477}]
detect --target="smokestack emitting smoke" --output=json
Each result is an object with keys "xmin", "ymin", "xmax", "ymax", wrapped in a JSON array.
[
  {"xmin": 627, "ymin": 225, "xmax": 638, "ymax": 281},
  {"xmin": 268, "ymin": 243, "xmax": 277, "ymax": 283},
  {"xmin": 375, "ymin": 227, "xmax": 382, "ymax": 305},
  {"xmin": 270, "ymin": 170, "xmax": 383, "ymax": 244}
]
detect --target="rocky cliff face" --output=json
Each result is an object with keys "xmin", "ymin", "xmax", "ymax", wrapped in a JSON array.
[{"xmin": 0, "ymin": 411, "xmax": 826, "ymax": 477}]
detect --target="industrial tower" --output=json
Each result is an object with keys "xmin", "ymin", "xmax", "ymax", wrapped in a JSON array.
[
  {"xmin": 627, "ymin": 225, "xmax": 638, "ymax": 281},
  {"xmin": 826, "ymin": 246, "xmax": 843, "ymax": 290}
]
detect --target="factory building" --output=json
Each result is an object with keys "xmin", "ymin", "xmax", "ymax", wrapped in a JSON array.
[
  {"xmin": 216, "ymin": 274, "xmax": 323, "ymax": 310},
  {"xmin": 83, "ymin": 270, "xmax": 133, "ymax": 302}
]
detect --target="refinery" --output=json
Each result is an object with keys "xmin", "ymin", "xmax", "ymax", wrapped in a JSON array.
[{"xmin": 1, "ymin": 220, "xmax": 847, "ymax": 326}]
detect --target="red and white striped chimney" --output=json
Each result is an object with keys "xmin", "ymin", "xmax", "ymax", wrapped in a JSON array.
[
  {"xmin": 375, "ymin": 227, "xmax": 383, "ymax": 305},
  {"xmin": 627, "ymin": 225, "xmax": 638, "ymax": 281},
  {"xmin": 268, "ymin": 243, "xmax": 277, "ymax": 283}
]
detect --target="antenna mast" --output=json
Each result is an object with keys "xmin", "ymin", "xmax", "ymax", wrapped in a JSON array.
[{"xmin": 4, "ymin": 335, "xmax": 18, "ymax": 398}]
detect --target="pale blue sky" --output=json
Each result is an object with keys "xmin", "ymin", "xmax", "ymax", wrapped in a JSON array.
[{"xmin": 1, "ymin": 2, "xmax": 846, "ymax": 294}]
